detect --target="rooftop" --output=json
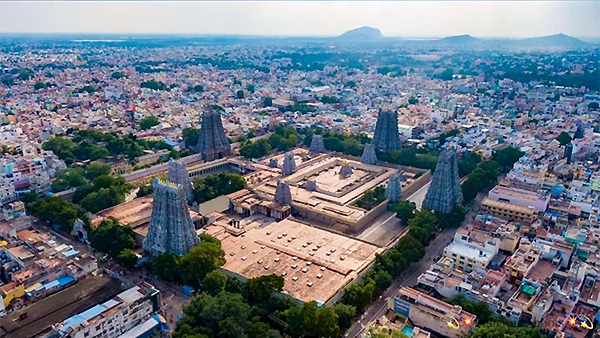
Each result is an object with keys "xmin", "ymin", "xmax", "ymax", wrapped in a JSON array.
[{"xmin": 205, "ymin": 217, "xmax": 383, "ymax": 303}]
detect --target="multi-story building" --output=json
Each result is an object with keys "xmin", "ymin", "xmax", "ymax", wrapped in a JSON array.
[
  {"xmin": 443, "ymin": 228, "xmax": 499, "ymax": 273},
  {"xmin": 481, "ymin": 198, "xmax": 538, "ymax": 223},
  {"xmin": 391, "ymin": 287, "xmax": 477, "ymax": 338},
  {"xmin": 52, "ymin": 284, "xmax": 160, "ymax": 338},
  {"xmin": 488, "ymin": 185, "xmax": 550, "ymax": 212}
]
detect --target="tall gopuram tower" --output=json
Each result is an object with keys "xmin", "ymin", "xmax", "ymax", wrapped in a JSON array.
[
  {"xmin": 372, "ymin": 110, "xmax": 401, "ymax": 153},
  {"xmin": 385, "ymin": 173, "xmax": 402, "ymax": 203},
  {"xmin": 281, "ymin": 151, "xmax": 297, "ymax": 176},
  {"xmin": 309, "ymin": 135, "xmax": 326, "ymax": 153},
  {"xmin": 167, "ymin": 158, "xmax": 194, "ymax": 204},
  {"xmin": 361, "ymin": 143, "xmax": 378, "ymax": 165},
  {"xmin": 195, "ymin": 106, "xmax": 231, "ymax": 162},
  {"xmin": 422, "ymin": 147, "xmax": 463, "ymax": 214},
  {"xmin": 274, "ymin": 180, "xmax": 293, "ymax": 205},
  {"xmin": 143, "ymin": 179, "xmax": 199, "ymax": 256}
]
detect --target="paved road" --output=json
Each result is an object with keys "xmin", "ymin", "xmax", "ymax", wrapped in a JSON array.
[
  {"xmin": 346, "ymin": 191, "xmax": 487, "ymax": 338},
  {"xmin": 406, "ymin": 182, "xmax": 431, "ymax": 210},
  {"xmin": 345, "ymin": 227, "xmax": 456, "ymax": 338}
]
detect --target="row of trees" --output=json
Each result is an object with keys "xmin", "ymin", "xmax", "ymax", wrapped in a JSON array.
[
  {"xmin": 240, "ymin": 126, "xmax": 299, "ymax": 159},
  {"xmin": 379, "ymin": 148, "xmax": 439, "ymax": 171},
  {"xmin": 43, "ymin": 129, "xmax": 176, "ymax": 165},
  {"xmin": 302, "ymin": 128, "xmax": 370, "ymax": 157}
]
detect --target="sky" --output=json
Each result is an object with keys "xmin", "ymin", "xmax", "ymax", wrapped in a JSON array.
[{"xmin": 0, "ymin": 1, "xmax": 599, "ymax": 38}]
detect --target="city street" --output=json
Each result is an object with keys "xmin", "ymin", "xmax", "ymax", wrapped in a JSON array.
[{"xmin": 346, "ymin": 191, "xmax": 487, "ymax": 337}]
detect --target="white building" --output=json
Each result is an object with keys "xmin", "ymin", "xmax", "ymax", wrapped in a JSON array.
[{"xmin": 52, "ymin": 285, "xmax": 160, "ymax": 338}]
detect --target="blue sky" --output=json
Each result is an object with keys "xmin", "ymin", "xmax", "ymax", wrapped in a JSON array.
[{"xmin": 0, "ymin": 1, "xmax": 598, "ymax": 38}]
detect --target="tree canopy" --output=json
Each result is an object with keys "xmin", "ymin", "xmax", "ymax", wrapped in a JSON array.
[
  {"xmin": 179, "ymin": 238, "xmax": 226, "ymax": 287},
  {"xmin": 492, "ymin": 147, "xmax": 524, "ymax": 173},
  {"xmin": 192, "ymin": 172, "xmax": 246, "ymax": 204},
  {"xmin": 140, "ymin": 115, "xmax": 160, "ymax": 130},
  {"xmin": 556, "ymin": 131, "xmax": 572, "ymax": 146},
  {"xmin": 90, "ymin": 219, "xmax": 136, "ymax": 257}
]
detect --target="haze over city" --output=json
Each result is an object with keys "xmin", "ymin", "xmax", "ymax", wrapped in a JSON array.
[{"xmin": 1, "ymin": 1, "xmax": 599, "ymax": 38}]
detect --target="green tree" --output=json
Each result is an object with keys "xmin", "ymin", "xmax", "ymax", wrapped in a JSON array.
[
  {"xmin": 179, "ymin": 237, "xmax": 226, "ymax": 287},
  {"xmin": 77, "ymin": 85, "xmax": 97, "ymax": 94},
  {"xmin": 116, "ymin": 249, "xmax": 138, "ymax": 268},
  {"xmin": 286, "ymin": 301, "xmax": 340, "ymax": 338},
  {"xmin": 90, "ymin": 219, "xmax": 135, "ymax": 257},
  {"xmin": 435, "ymin": 68, "xmax": 453, "ymax": 81},
  {"xmin": 470, "ymin": 321, "xmax": 547, "ymax": 338},
  {"xmin": 493, "ymin": 147, "xmax": 525, "ymax": 173},
  {"xmin": 137, "ymin": 184, "xmax": 154, "ymax": 198},
  {"xmin": 175, "ymin": 292, "xmax": 251, "ymax": 338},
  {"xmin": 183, "ymin": 127, "xmax": 200, "ymax": 149},
  {"xmin": 203, "ymin": 270, "xmax": 228, "ymax": 295},
  {"xmin": 408, "ymin": 97, "xmax": 418, "ymax": 105},
  {"xmin": 334, "ymin": 303, "xmax": 356, "ymax": 329},
  {"xmin": 588, "ymin": 101, "xmax": 599, "ymax": 110},
  {"xmin": 140, "ymin": 80, "xmax": 167, "ymax": 91},
  {"xmin": 245, "ymin": 322, "xmax": 270, "ymax": 338},
  {"xmin": 556, "ymin": 131, "xmax": 572, "ymax": 146},
  {"xmin": 43, "ymin": 136, "xmax": 75, "ymax": 163},
  {"xmin": 30, "ymin": 197, "xmax": 82, "ymax": 231},
  {"xmin": 263, "ymin": 97, "xmax": 273, "ymax": 107},
  {"xmin": 187, "ymin": 84, "xmax": 204, "ymax": 93},
  {"xmin": 391, "ymin": 200, "xmax": 416, "ymax": 225},
  {"xmin": 151, "ymin": 253, "xmax": 180, "ymax": 282},
  {"xmin": 236, "ymin": 90, "xmax": 245, "ymax": 99},
  {"xmin": 34, "ymin": 81, "xmax": 47, "ymax": 90},
  {"xmin": 52, "ymin": 168, "xmax": 87, "ymax": 192},
  {"xmin": 240, "ymin": 139, "xmax": 272, "ymax": 159},
  {"xmin": 111, "ymin": 72, "xmax": 127, "ymax": 79},
  {"xmin": 140, "ymin": 116, "xmax": 160, "ymax": 130},
  {"xmin": 344, "ymin": 80, "xmax": 357, "ymax": 88},
  {"xmin": 458, "ymin": 152, "xmax": 482, "ymax": 176},
  {"xmin": 246, "ymin": 84, "xmax": 255, "ymax": 93},
  {"xmin": 85, "ymin": 162, "xmax": 112, "ymax": 180},
  {"xmin": 244, "ymin": 274, "xmax": 284, "ymax": 303}
]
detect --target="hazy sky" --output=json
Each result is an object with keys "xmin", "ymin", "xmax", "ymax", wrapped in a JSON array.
[{"xmin": 1, "ymin": 1, "xmax": 599, "ymax": 38}]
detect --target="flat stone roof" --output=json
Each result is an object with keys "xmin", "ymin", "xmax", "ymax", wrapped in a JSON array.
[{"xmin": 205, "ymin": 217, "xmax": 383, "ymax": 303}]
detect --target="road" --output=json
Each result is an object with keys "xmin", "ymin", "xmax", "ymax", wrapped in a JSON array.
[
  {"xmin": 346, "ymin": 191, "xmax": 487, "ymax": 338},
  {"xmin": 406, "ymin": 182, "xmax": 430, "ymax": 210},
  {"xmin": 346, "ymin": 227, "xmax": 456, "ymax": 338}
]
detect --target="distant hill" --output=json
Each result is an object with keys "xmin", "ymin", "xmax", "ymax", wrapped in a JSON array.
[
  {"xmin": 517, "ymin": 33, "xmax": 590, "ymax": 47},
  {"xmin": 438, "ymin": 34, "xmax": 481, "ymax": 44},
  {"xmin": 337, "ymin": 26, "xmax": 383, "ymax": 40}
]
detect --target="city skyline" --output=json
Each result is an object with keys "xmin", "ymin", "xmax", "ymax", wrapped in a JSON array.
[{"xmin": 0, "ymin": 1, "xmax": 599, "ymax": 38}]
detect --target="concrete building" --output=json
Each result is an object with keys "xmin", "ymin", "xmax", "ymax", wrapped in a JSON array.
[
  {"xmin": 481, "ymin": 198, "xmax": 538, "ymax": 223},
  {"xmin": 443, "ymin": 228, "xmax": 499, "ymax": 273},
  {"xmin": 52, "ymin": 284, "xmax": 160, "ymax": 338},
  {"xmin": 488, "ymin": 185, "xmax": 550, "ymax": 212},
  {"xmin": 392, "ymin": 287, "xmax": 476, "ymax": 338}
]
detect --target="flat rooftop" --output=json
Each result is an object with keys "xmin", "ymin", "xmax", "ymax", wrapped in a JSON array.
[
  {"xmin": 482, "ymin": 198, "xmax": 537, "ymax": 215},
  {"xmin": 0, "ymin": 276, "xmax": 124, "ymax": 338},
  {"xmin": 205, "ymin": 217, "xmax": 383, "ymax": 303},
  {"xmin": 490, "ymin": 185, "xmax": 547, "ymax": 202}
]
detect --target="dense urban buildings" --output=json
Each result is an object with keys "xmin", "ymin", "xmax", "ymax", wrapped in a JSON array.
[{"xmin": 0, "ymin": 25, "xmax": 598, "ymax": 338}]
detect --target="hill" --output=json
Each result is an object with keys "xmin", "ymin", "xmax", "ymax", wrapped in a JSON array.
[
  {"xmin": 337, "ymin": 26, "xmax": 383, "ymax": 40},
  {"xmin": 517, "ymin": 33, "xmax": 590, "ymax": 47},
  {"xmin": 438, "ymin": 34, "xmax": 481, "ymax": 44}
]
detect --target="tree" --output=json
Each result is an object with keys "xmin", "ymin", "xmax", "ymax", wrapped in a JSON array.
[
  {"xmin": 246, "ymin": 84, "xmax": 255, "ymax": 93},
  {"xmin": 244, "ymin": 274, "xmax": 284, "ymax": 303},
  {"xmin": 236, "ymin": 90, "xmax": 245, "ymax": 99},
  {"xmin": 52, "ymin": 168, "xmax": 87, "ymax": 192},
  {"xmin": 344, "ymin": 80, "xmax": 357, "ymax": 88},
  {"xmin": 435, "ymin": 68, "xmax": 453, "ymax": 81},
  {"xmin": 470, "ymin": 322, "xmax": 547, "ymax": 338},
  {"xmin": 263, "ymin": 97, "xmax": 273, "ymax": 107},
  {"xmin": 77, "ymin": 85, "xmax": 97, "ymax": 94},
  {"xmin": 137, "ymin": 184, "xmax": 154, "ymax": 198},
  {"xmin": 43, "ymin": 136, "xmax": 75, "ymax": 163},
  {"xmin": 286, "ymin": 301, "xmax": 339, "ymax": 338},
  {"xmin": 140, "ymin": 116, "xmax": 160, "ymax": 130},
  {"xmin": 556, "ymin": 131, "xmax": 572, "ymax": 146},
  {"xmin": 176, "ymin": 292, "xmax": 251, "ymax": 338},
  {"xmin": 179, "ymin": 238, "xmax": 226, "ymax": 287},
  {"xmin": 90, "ymin": 219, "xmax": 135, "ymax": 257},
  {"xmin": 203, "ymin": 270, "xmax": 228, "ymax": 295},
  {"xmin": 408, "ymin": 97, "xmax": 418, "ymax": 105},
  {"xmin": 85, "ymin": 162, "xmax": 112, "ymax": 180},
  {"xmin": 246, "ymin": 322, "xmax": 270, "ymax": 338},
  {"xmin": 240, "ymin": 139, "xmax": 271, "ymax": 159},
  {"xmin": 111, "ymin": 72, "xmax": 127, "ymax": 79},
  {"xmin": 493, "ymin": 147, "xmax": 524, "ymax": 173},
  {"xmin": 116, "ymin": 249, "xmax": 138, "ymax": 268},
  {"xmin": 30, "ymin": 197, "xmax": 82, "ymax": 231},
  {"xmin": 187, "ymin": 84, "xmax": 204, "ymax": 93},
  {"xmin": 334, "ymin": 304, "xmax": 356, "ymax": 329},
  {"xmin": 140, "ymin": 80, "xmax": 167, "ymax": 91},
  {"xmin": 458, "ymin": 152, "xmax": 482, "ymax": 177},
  {"xmin": 183, "ymin": 127, "xmax": 200, "ymax": 149},
  {"xmin": 588, "ymin": 101, "xmax": 599, "ymax": 110},
  {"xmin": 151, "ymin": 253, "xmax": 180, "ymax": 282},
  {"xmin": 391, "ymin": 201, "xmax": 416, "ymax": 225},
  {"xmin": 34, "ymin": 81, "xmax": 47, "ymax": 90}
]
